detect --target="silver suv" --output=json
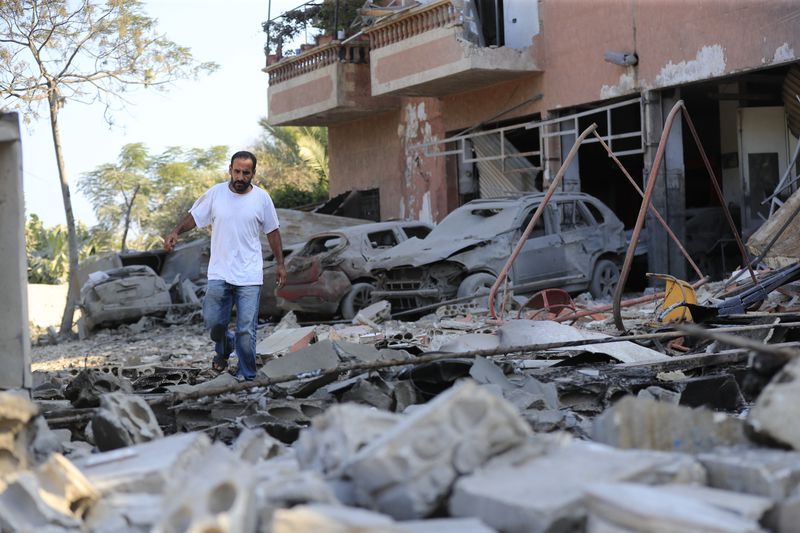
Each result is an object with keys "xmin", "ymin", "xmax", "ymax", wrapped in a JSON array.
[{"xmin": 369, "ymin": 192, "xmax": 627, "ymax": 314}]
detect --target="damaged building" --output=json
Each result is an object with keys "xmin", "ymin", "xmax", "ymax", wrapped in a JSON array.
[{"xmin": 265, "ymin": 0, "xmax": 800, "ymax": 282}]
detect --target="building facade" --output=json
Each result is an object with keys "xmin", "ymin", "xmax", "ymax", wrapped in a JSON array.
[{"xmin": 265, "ymin": 0, "xmax": 800, "ymax": 279}]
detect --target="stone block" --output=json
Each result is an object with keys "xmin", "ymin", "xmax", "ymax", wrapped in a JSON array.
[
  {"xmin": 75, "ymin": 432, "xmax": 211, "ymax": 494},
  {"xmin": 233, "ymin": 427, "xmax": 286, "ymax": 464},
  {"xmin": 449, "ymin": 440, "xmax": 705, "ymax": 533},
  {"xmin": 91, "ymin": 392, "xmax": 163, "ymax": 452},
  {"xmin": 272, "ymin": 504, "xmax": 403, "ymax": 533},
  {"xmin": 85, "ymin": 492, "xmax": 162, "ymax": 533},
  {"xmin": 154, "ymin": 443, "xmax": 257, "ymax": 533},
  {"xmin": 584, "ymin": 482, "xmax": 765, "ymax": 533},
  {"xmin": 344, "ymin": 380, "xmax": 532, "ymax": 519},
  {"xmin": 748, "ymin": 358, "xmax": 800, "ymax": 449},
  {"xmin": 296, "ymin": 403, "xmax": 401, "ymax": 478},
  {"xmin": 0, "ymin": 391, "xmax": 38, "ymax": 477},
  {"xmin": 697, "ymin": 447, "xmax": 800, "ymax": 499},
  {"xmin": 592, "ymin": 395, "xmax": 749, "ymax": 453},
  {"xmin": 64, "ymin": 368, "xmax": 133, "ymax": 408}
]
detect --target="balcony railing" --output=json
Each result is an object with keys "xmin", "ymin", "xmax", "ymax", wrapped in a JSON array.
[
  {"xmin": 266, "ymin": 41, "xmax": 370, "ymax": 85},
  {"xmin": 364, "ymin": 0, "xmax": 460, "ymax": 50}
]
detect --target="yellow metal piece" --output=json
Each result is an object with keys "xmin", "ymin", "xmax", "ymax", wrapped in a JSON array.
[{"xmin": 648, "ymin": 273, "xmax": 696, "ymax": 323}]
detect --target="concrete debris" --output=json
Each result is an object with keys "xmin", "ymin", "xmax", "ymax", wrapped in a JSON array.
[
  {"xmin": 0, "ymin": 391, "xmax": 39, "ymax": 477},
  {"xmin": 91, "ymin": 392, "xmax": 163, "ymax": 451},
  {"xmin": 353, "ymin": 300, "xmax": 392, "ymax": 327},
  {"xmin": 154, "ymin": 443, "xmax": 257, "ymax": 533},
  {"xmin": 697, "ymin": 447, "xmax": 800, "ymax": 499},
  {"xmin": 344, "ymin": 380, "xmax": 532, "ymax": 519},
  {"xmin": 256, "ymin": 325, "xmax": 319, "ymax": 357},
  {"xmin": 584, "ymin": 482, "xmax": 766, "ymax": 533},
  {"xmin": 748, "ymin": 357, "xmax": 800, "ymax": 449},
  {"xmin": 233, "ymin": 428, "xmax": 287, "ymax": 463},
  {"xmin": 64, "ymin": 368, "xmax": 134, "ymax": 408},
  {"xmin": 592, "ymin": 396, "xmax": 749, "ymax": 453},
  {"xmin": 85, "ymin": 492, "xmax": 163, "ymax": 533}
]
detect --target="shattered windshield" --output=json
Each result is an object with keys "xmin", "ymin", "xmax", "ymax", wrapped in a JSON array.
[{"xmin": 427, "ymin": 205, "xmax": 519, "ymax": 241}]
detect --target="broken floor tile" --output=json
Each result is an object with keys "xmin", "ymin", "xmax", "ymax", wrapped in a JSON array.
[
  {"xmin": 75, "ymin": 432, "xmax": 211, "ymax": 495},
  {"xmin": 584, "ymin": 482, "xmax": 766, "ymax": 533},
  {"xmin": 295, "ymin": 403, "xmax": 401, "ymax": 478},
  {"xmin": 449, "ymin": 440, "xmax": 705, "ymax": 533},
  {"xmin": 496, "ymin": 320, "xmax": 668, "ymax": 363},
  {"xmin": 592, "ymin": 396, "xmax": 749, "ymax": 453},
  {"xmin": 748, "ymin": 358, "xmax": 800, "ymax": 450},
  {"xmin": 697, "ymin": 447, "xmax": 800, "ymax": 499},
  {"xmin": 90, "ymin": 392, "xmax": 163, "ymax": 452},
  {"xmin": 344, "ymin": 380, "xmax": 532, "ymax": 519}
]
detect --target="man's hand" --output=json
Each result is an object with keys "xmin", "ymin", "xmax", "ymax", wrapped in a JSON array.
[
  {"xmin": 275, "ymin": 264, "xmax": 287, "ymax": 288},
  {"xmin": 164, "ymin": 231, "xmax": 179, "ymax": 252}
]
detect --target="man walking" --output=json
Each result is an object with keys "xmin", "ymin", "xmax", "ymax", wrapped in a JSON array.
[{"xmin": 164, "ymin": 151, "xmax": 286, "ymax": 381}]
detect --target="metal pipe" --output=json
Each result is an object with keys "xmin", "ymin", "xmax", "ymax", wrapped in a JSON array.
[
  {"xmin": 612, "ymin": 102, "xmax": 684, "ymax": 331},
  {"xmin": 487, "ymin": 123, "xmax": 598, "ymax": 319},
  {"xmin": 591, "ymin": 130, "xmax": 705, "ymax": 281}
]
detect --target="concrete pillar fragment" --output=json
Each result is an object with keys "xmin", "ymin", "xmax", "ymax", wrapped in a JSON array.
[{"xmin": 0, "ymin": 112, "xmax": 30, "ymax": 390}]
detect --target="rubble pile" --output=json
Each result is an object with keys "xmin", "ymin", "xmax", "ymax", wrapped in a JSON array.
[{"xmin": 12, "ymin": 274, "xmax": 800, "ymax": 531}]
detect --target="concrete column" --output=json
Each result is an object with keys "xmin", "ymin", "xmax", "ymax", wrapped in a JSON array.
[
  {"xmin": 559, "ymin": 118, "xmax": 580, "ymax": 192},
  {"xmin": 642, "ymin": 90, "xmax": 687, "ymax": 280},
  {"xmin": 0, "ymin": 113, "xmax": 31, "ymax": 390},
  {"xmin": 541, "ymin": 111, "xmax": 562, "ymax": 189}
]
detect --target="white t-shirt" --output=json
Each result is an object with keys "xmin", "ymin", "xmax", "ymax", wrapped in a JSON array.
[{"xmin": 189, "ymin": 182, "xmax": 280, "ymax": 286}]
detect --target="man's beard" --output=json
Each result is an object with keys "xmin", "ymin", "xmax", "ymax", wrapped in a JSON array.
[{"xmin": 230, "ymin": 178, "xmax": 251, "ymax": 193}]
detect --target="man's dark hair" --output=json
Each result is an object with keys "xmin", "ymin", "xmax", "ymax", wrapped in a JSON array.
[{"xmin": 230, "ymin": 150, "xmax": 257, "ymax": 173}]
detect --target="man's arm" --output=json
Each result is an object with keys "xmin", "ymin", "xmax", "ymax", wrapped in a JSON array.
[
  {"xmin": 164, "ymin": 213, "xmax": 197, "ymax": 252},
  {"xmin": 266, "ymin": 228, "xmax": 286, "ymax": 287}
]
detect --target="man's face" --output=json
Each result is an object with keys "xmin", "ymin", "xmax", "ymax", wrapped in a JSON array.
[{"xmin": 229, "ymin": 157, "xmax": 255, "ymax": 194}]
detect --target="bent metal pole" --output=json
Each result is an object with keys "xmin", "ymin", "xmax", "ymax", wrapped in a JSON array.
[{"xmin": 488, "ymin": 123, "xmax": 598, "ymax": 320}]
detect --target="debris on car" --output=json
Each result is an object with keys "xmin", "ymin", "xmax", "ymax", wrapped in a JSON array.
[
  {"xmin": 370, "ymin": 193, "xmax": 627, "ymax": 315},
  {"xmin": 276, "ymin": 221, "xmax": 433, "ymax": 319}
]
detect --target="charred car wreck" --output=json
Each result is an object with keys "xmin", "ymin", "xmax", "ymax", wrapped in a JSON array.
[
  {"xmin": 369, "ymin": 192, "xmax": 627, "ymax": 314},
  {"xmin": 276, "ymin": 221, "xmax": 433, "ymax": 318}
]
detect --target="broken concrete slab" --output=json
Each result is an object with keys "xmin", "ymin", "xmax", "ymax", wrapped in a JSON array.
[
  {"xmin": 75, "ymin": 432, "xmax": 211, "ymax": 494},
  {"xmin": 353, "ymin": 300, "xmax": 391, "ymax": 326},
  {"xmin": 584, "ymin": 482, "xmax": 766, "ymax": 533},
  {"xmin": 698, "ymin": 447, "xmax": 800, "ymax": 499},
  {"xmin": 748, "ymin": 358, "xmax": 800, "ymax": 449},
  {"xmin": 154, "ymin": 443, "xmax": 257, "ymax": 533},
  {"xmin": 400, "ymin": 517, "xmax": 496, "ymax": 533},
  {"xmin": 85, "ymin": 492, "xmax": 162, "ymax": 533},
  {"xmin": 296, "ymin": 403, "xmax": 401, "ymax": 478},
  {"xmin": 341, "ymin": 379, "xmax": 394, "ymax": 411},
  {"xmin": 592, "ymin": 396, "xmax": 749, "ymax": 453},
  {"xmin": 496, "ymin": 320, "xmax": 669, "ymax": 363},
  {"xmin": 260, "ymin": 339, "xmax": 340, "ymax": 381},
  {"xmin": 449, "ymin": 440, "xmax": 705, "ymax": 533},
  {"xmin": 256, "ymin": 326, "xmax": 318, "ymax": 357},
  {"xmin": 657, "ymin": 484, "xmax": 774, "ymax": 522},
  {"xmin": 90, "ymin": 392, "xmax": 163, "ymax": 452},
  {"xmin": 271, "ymin": 504, "xmax": 402, "ymax": 533},
  {"xmin": 344, "ymin": 380, "xmax": 532, "ymax": 519},
  {"xmin": 64, "ymin": 369, "xmax": 133, "ymax": 408}
]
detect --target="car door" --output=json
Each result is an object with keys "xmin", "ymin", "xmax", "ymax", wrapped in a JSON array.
[
  {"xmin": 555, "ymin": 199, "xmax": 596, "ymax": 280},
  {"xmin": 512, "ymin": 202, "xmax": 565, "ymax": 287}
]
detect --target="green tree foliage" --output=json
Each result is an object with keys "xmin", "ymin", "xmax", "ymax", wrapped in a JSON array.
[
  {"xmin": 0, "ymin": 0, "xmax": 216, "ymax": 333},
  {"xmin": 78, "ymin": 144, "xmax": 228, "ymax": 251},
  {"xmin": 26, "ymin": 214, "xmax": 111, "ymax": 284},
  {"xmin": 252, "ymin": 120, "xmax": 329, "ymax": 209},
  {"xmin": 78, "ymin": 143, "xmax": 152, "ymax": 252}
]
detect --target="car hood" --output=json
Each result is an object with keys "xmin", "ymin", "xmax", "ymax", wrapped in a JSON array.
[{"xmin": 370, "ymin": 235, "xmax": 487, "ymax": 270}]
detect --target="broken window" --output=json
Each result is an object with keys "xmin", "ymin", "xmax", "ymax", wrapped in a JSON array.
[
  {"xmin": 402, "ymin": 226, "xmax": 432, "ymax": 240},
  {"xmin": 521, "ymin": 209, "xmax": 546, "ymax": 239},
  {"xmin": 584, "ymin": 201, "xmax": 605, "ymax": 224},
  {"xmin": 557, "ymin": 201, "xmax": 591, "ymax": 231},
  {"xmin": 367, "ymin": 230, "xmax": 398, "ymax": 249}
]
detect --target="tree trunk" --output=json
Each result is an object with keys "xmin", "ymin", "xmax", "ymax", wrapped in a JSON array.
[
  {"xmin": 120, "ymin": 184, "xmax": 140, "ymax": 252},
  {"xmin": 50, "ymin": 94, "xmax": 81, "ymax": 335}
]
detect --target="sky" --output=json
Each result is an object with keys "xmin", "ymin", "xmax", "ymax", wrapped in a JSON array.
[{"xmin": 19, "ymin": 0, "xmax": 299, "ymax": 228}]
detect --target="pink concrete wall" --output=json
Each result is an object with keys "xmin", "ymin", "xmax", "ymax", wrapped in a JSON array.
[{"xmin": 328, "ymin": 111, "xmax": 404, "ymax": 219}]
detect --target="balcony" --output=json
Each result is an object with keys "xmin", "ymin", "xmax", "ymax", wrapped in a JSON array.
[
  {"xmin": 266, "ymin": 41, "xmax": 399, "ymax": 126},
  {"xmin": 364, "ymin": 0, "xmax": 540, "ymax": 97}
]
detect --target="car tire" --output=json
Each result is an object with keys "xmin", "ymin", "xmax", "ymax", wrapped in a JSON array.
[
  {"xmin": 590, "ymin": 259, "xmax": 620, "ymax": 299},
  {"xmin": 457, "ymin": 273, "xmax": 498, "ymax": 299},
  {"xmin": 340, "ymin": 282, "xmax": 375, "ymax": 319}
]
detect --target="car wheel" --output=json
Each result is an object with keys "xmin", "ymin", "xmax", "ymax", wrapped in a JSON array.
[
  {"xmin": 457, "ymin": 273, "xmax": 497, "ymax": 299},
  {"xmin": 590, "ymin": 259, "xmax": 620, "ymax": 299},
  {"xmin": 340, "ymin": 282, "xmax": 375, "ymax": 319}
]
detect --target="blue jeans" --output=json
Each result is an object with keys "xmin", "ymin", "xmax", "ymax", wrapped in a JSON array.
[{"xmin": 203, "ymin": 280, "xmax": 261, "ymax": 380}]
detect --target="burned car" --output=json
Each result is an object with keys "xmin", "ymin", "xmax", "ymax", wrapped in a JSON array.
[
  {"xmin": 275, "ymin": 221, "xmax": 433, "ymax": 318},
  {"xmin": 260, "ymin": 242, "xmax": 304, "ymax": 320},
  {"xmin": 369, "ymin": 192, "xmax": 627, "ymax": 314}
]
